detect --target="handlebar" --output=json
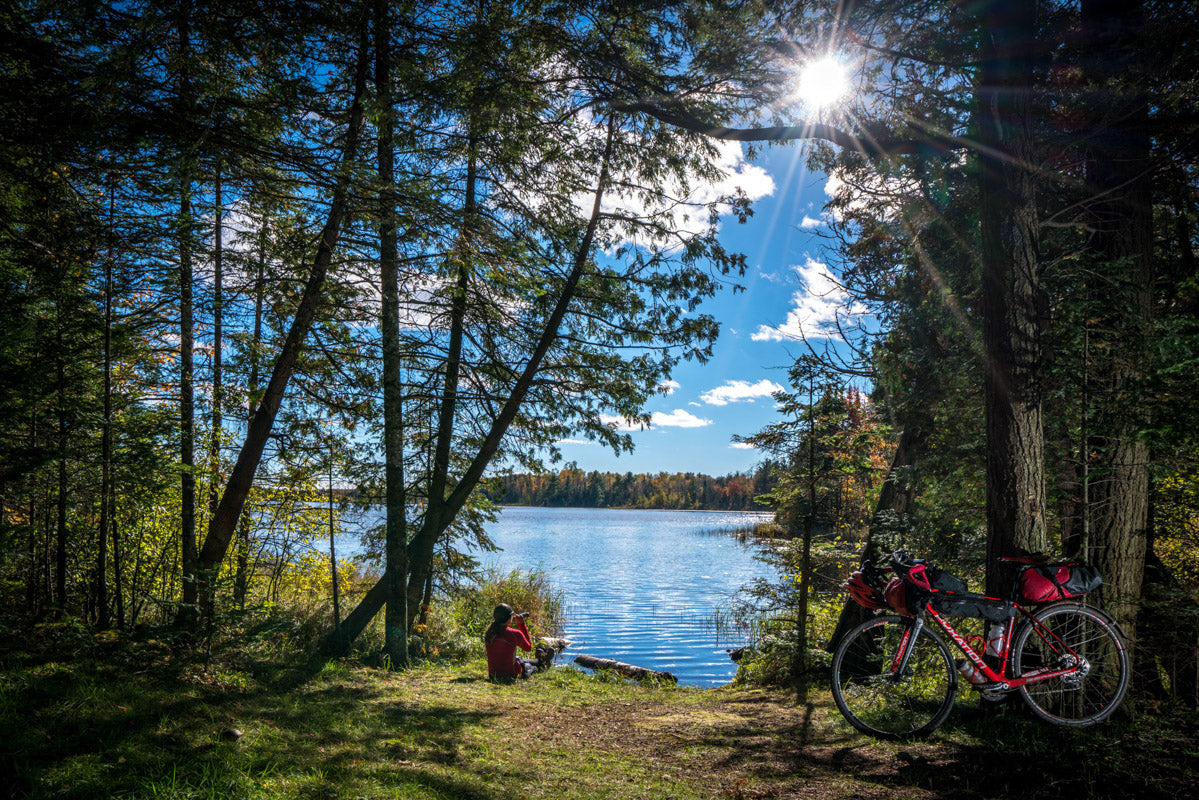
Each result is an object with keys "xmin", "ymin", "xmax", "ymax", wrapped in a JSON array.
[{"xmin": 859, "ymin": 550, "xmax": 931, "ymax": 587}]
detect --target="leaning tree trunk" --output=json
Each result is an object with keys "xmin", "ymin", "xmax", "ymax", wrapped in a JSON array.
[
  {"xmin": 826, "ymin": 424, "xmax": 924, "ymax": 651},
  {"xmin": 194, "ymin": 34, "xmax": 370, "ymax": 617},
  {"xmin": 976, "ymin": 0, "xmax": 1049, "ymax": 597},
  {"xmin": 326, "ymin": 117, "xmax": 619, "ymax": 655}
]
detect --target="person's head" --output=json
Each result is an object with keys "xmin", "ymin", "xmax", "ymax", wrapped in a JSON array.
[{"xmin": 484, "ymin": 603, "xmax": 514, "ymax": 644}]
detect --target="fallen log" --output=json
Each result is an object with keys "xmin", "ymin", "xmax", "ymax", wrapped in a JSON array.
[{"xmin": 573, "ymin": 654, "xmax": 677, "ymax": 683}]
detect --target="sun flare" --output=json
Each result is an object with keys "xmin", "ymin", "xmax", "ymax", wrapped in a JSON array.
[{"xmin": 796, "ymin": 56, "xmax": 850, "ymax": 110}]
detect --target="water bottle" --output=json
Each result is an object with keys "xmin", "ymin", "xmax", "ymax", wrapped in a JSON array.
[
  {"xmin": 984, "ymin": 622, "xmax": 1007, "ymax": 658},
  {"xmin": 956, "ymin": 658, "xmax": 987, "ymax": 685}
]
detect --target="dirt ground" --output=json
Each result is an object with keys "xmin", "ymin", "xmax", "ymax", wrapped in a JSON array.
[{"xmin": 406, "ymin": 666, "xmax": 1199, "ymax": 800}]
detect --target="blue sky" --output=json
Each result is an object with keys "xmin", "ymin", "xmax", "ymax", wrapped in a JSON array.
[{"xmin": 556, "ymin": 143, "xmax": 852, "ymax": 477}]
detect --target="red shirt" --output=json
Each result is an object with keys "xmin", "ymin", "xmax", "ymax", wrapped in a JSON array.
[{"xmin": 486, "ymin": 618, "xmax": 532, "ymax": 679}]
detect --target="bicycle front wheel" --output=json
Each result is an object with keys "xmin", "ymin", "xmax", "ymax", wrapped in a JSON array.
[
  {"xmin": 830, "ymin": 615, "xmax": 957, "ymax": 739},
  {"xmin": 1011, "ymin": 602, "xmax": 1129, "ymax": 726}
]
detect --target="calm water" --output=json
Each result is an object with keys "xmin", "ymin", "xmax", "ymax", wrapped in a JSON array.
[{"xmin": 473, "ymin": 506, "xmax": 774, "ymax": 687}]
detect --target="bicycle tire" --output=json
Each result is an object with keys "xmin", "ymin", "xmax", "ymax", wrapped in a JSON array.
[
  {"xmin": 1010, "ymin": 602, "xmax": 1130, "ymax": 726},
  {"xmin": 830, "ymin": 614, "xmax": 958, "ymax": 739}
]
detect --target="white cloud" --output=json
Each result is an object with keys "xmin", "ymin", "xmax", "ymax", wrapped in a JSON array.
[
  {"xmin": 657, "ymin": 379, "xmax": 680, "ymax": 395},
  {"xmin": 700, "ymin": 379, "xmax": 784, "ymax": 406},
  {"xmin": 601, "ymin": 409, "xmax": 713, "ymax": 431},
  {"xmin": 588, "ymin": 137, "xmax": 774, "ymax": 251},
  {"xmin": 800, "ymin": 215, "xmax": 825, "ymax": 229},
  {"xmin": 731, "ymin": 442, "xmax": 757, "ymax": 450},
  {"xmin": 751, "ymin": 257, "xmax": 867, "ymax": 342},
  {"xmin": 652, "ymin": 409, "xmax": 712, "ymax": 428}
]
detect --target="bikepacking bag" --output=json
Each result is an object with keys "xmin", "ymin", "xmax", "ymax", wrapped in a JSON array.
[
  {"xmin": 904, "ymin": 562, "xmax": 969, "ymax": 594},
  {"xmin": 884, "ymin": 576, "xmax": 918, "ymax": 617},
  {"xmin": 884, "ymin": 564, "xmax": 970, "ymax": 616},
  {"xmin": 933, "ymin": 594, "xmax": 1015, "ymax": 622},
  {"xmin": 1017, "ymin": 562, "xmax": 1103, "ymax": 604}
]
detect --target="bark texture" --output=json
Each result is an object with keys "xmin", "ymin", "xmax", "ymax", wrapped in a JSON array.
[
  {"xmin": 976, "ymin": 0, "xmax": 1049, "ymax": 596},
  {"xmin": 1082, "ymin": 0, "xmax": 1152, "ymax": 642}
]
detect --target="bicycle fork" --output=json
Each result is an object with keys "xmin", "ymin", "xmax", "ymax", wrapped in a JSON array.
[{"xmin": 889, "ymin": 616, "xmax": 924, "ymax": 680}]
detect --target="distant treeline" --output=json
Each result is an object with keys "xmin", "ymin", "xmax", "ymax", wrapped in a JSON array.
[{"xmin": 485, "ymin": 464, "xmax": 777, "ymax": 510}]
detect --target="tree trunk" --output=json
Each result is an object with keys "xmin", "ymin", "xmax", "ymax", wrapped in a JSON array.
[
  {"xmin": 234, "ymin": 221, "xmax": 267, "ymax": 610},
  {"xmin": 111, "ymin": 496, "xmax": 124, "ymax": 628},
  {"xmin": 54, "ymin": 301, "xmax": 68, "ymax": 609},
  {"xmin": 1080, "ymin": 0, "xmax": 1152, "ymax": 645},
  {"xmin": 406, "ymin": 129, "xmax": 477, "ymax": 624},
  {"xmin": 976, "ymin": 0, "xmax": 1049, "ymax": 596},
  {"xmin": 195, "ymin": 34, "xmax": 370, "ymax": 615},
  {"xmin": 376, "ymin": 0, "xmax": 408, "ymax": 668},
  {"xmin": 574, "ymin": 655, "xmax": 676, "ymax": 683},
  {"xmin": 208, "ymin": 160, "xmax": 223, "ymax": 522},
  {"xmin": 176, "ymin": 8, "xmax": 198, "ymax": 622},
  {"xmin": 179, "ymin": 176, "xmax": 197, "ymax": 619},
  {"xmin": 795, "ymin": 377, "xmax": 816, "ymax": 693},
  {"xmin": 97, "ymin": 192, "xmax": 114, "ymax": 628}
]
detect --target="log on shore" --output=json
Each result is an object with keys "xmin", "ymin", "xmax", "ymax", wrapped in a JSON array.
[{"xmin": 573, "ymin": 654, "xmax": 677, "ymax": 683}]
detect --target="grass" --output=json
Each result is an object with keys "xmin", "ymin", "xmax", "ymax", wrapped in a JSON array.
[{"xmin": 2, "ymin": 625, "xmax": 1197, "ymax": 800}]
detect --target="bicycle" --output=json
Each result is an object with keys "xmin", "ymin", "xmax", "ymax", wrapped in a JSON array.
[{"xmin": 830, "ymin": 550, "xmax": 1130, "ymax": 739}]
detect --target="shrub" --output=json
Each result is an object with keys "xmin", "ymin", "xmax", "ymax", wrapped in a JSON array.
[{"xmin": 409, "ymin": 567, "xmax": 566, "ymax": 662}]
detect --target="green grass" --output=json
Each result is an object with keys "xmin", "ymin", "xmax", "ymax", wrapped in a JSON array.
[{"xmin": 2, "ymin": 627, "xmax": 1196, "ymax": 800}]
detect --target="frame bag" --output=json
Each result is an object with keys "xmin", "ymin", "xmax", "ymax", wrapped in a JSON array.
[
  {"xmin": 933, "ymin": 594, "xmax": 1015, "ymax": 622},
  {"xmin": 1018, "ymin": 562, "xmax": 1102, "ymax": 604}
]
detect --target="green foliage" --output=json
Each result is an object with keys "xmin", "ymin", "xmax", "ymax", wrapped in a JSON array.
[
  {"xmin": 1155, "ymin": 472, "xmax": 1199, "ymax": 588},
  {"xmin": 345, "ymin": 567, "xmax": 566, "ymax": 665},
  {"xmin": 486, "ymin": 464, "xmax": 776, "ymax": 510},
  {"xmin": 733, "ymin": 541, "xmax": 856, "ymax": 687},
  {"xmin": 413, "ymin": 568, "xmax": 566, "ymax": 662}
]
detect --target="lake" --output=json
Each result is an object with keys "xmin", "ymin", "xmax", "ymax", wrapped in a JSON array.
[{"xmin": 468, "ymin": 506, "xmax": 775, "ymax": 687}]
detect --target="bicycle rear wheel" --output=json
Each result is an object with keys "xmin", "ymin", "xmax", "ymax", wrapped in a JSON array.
[
  {"xmin": 830, "ymin": 615, "xmax": 957, "ymax": 739},
  {"xmin": 1011, "ymin": 602, "xmax": 1129, "ymax": 726}
]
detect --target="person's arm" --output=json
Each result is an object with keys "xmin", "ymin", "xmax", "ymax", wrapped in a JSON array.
[{"xmin": 510, "ymin": 617, "xmax": 532, "ymax": 651}]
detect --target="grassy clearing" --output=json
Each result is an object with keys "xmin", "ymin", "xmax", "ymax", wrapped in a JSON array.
[{"xmin": 2, "ymin": 628, "xmax": 1196, "ymax": 800}]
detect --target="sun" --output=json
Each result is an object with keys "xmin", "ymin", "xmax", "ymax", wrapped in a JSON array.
[{"xmin": 795, "ymin": 56, "xmax": 850, "ymax": 110}]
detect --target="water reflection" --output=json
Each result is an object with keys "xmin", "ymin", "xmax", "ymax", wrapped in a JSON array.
[{"xmin": 480, "ymin": 506, "xmax": 775, "ymax": 687}]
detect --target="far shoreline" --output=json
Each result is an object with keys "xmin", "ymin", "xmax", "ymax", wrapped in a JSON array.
[{"xmin": 496, "ymin": 503, "xmax": 774, "ymax": 515}]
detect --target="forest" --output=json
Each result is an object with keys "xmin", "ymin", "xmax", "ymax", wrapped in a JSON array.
[
  {"xmin": 2, "ymin": 1, "xmax": 1199, "ymax": 789},
  {"xmin": 484, "ymin": 464, "xmax": 777, "ymax": 510}
]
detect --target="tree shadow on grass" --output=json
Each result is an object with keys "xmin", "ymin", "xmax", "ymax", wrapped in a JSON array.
[
  {"xmin": 1, "ymin": 652, "xmax": 511, "ymax": 800},
  {"xmin": 668, "ymin": 691, "xmax": 1198, "ymax": 800}
]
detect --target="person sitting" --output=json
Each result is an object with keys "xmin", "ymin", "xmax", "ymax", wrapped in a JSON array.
[{"xmin": 484, "ymin": 603, "xmax": 538, "ymax": 681}]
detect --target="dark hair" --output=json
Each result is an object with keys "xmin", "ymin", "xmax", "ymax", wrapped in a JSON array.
[{"xmin": 484, "ymin": 603, "xmax": 513, "ymax": 645}]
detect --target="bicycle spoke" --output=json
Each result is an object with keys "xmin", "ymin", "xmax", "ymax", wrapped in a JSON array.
[
  {"xmin": 1012, "ymin": 603, "xmax": 1129, "ymax": 727},
  {"xmin": 831, "ymin": 616, "xmax": 956, "ymax": 739}
]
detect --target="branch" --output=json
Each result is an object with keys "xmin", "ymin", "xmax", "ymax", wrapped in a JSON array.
[{"xmin": 613, "ymin": 100, "xmax": 967, "ymax": 158}]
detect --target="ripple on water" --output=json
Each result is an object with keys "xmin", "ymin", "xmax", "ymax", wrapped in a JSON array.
[{"xmin": 481, "ymin": 507, "xmax": 776, "ymax": 687}]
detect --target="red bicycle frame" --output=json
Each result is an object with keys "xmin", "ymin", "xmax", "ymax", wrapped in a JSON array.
[{"xmin": 896, "ymin": 600, "xmax": 1086, "ymax": 690}]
